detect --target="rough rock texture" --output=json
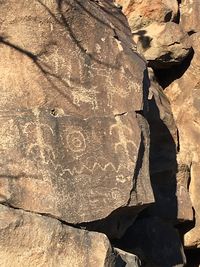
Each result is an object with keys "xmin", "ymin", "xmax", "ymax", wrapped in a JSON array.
[
  {"xmin": 1, "ymin": 0, "xmax": 200, "ymax": 266},
  {"xmin": 165, "ymin": 33, "xmax": 200, "ymax": 248},
  {"xmin": 0, "ymin": 204, "xmax": 117, "ymax": 267},
  {"xmin": 133, "ymin": 22, "xmax": 192, "ymax": 68},
  {"xmin": 114, "ymin": 248, "xmax": 141, "ymax": 267},
  {"xmin": 115, "ymin": 0, "xmax": 179, "ymax": 31},
  {"xmin": 116, "ymin": 0, "xmax": 200, "ymax": 265},
  {"xmin": 180, "ymin": 0, "xmax": 200, "ymax": 34},
  {"xmin": 0, "ymin": 0, "xmax": 154, "ymax": 239}
]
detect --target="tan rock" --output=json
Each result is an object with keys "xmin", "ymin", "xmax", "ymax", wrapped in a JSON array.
[
  {"xmin": 114, "ymin": 248, "xmax": 141, "ymax": 266},
  {"xmin": 115, "ymin": 0, "xmax": 179, "ymax": 31},
  {"xmin": 165, "ymin": 33, "xmax": 200, "ymax": 247},
  {"xmin": 0, "ymin": 204, "xmax": 116, "ymax": 267},
  {"xmin": 133, "ymin": 22, "xmax": 192, "ymax": 68},
  {"xmin": 180, "ymin": 0, "xmax": 200, "ymax": 33},
  {"xmin": 0, "ymin": 0, "xmax": 154, "ymax": 238}
]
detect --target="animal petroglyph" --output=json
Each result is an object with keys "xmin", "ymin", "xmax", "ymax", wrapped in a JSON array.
[{"xmin": 70, "ymin": 85, "xmax": 98, "ymax": 110}]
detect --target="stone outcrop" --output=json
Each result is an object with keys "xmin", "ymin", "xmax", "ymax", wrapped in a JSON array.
[
  {"xmin": 114, "ymin": 0, "xmax": 200, "ymax": 265},
  {"xmin": 1, "ymin": 0, "xmax": 200, "ymax": 266},
  {"xmin": 0, "ymin": 204, "xmax": 117, "ymax": 267},
  {"xmin": 0, "ymin": 0, "xmax": 154, "ymax": 241},
  {"xmin": 165, "ymin": 32, "xmax": 200, "ymax": 248},
  {"xmin": 115, "ymin": 0, "xmax": 179, "ymax": 31},
  {"xmin": 133, "ymin": 22, "xmax": 192, "ymax": 68}
]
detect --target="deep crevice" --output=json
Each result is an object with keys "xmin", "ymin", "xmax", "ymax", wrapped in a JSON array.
[
  {"xmin": 185, "ymin": 248, "xmax": 200, "ymax": 266},
  {"xmin": 1, "ymin": 201, "xmax": 77, "ymax": 228}
]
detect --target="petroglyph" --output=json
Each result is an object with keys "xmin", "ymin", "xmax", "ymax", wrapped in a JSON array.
[
  {"xmin": 60, "ymin": 162, "xmax": 133, "ymax": 177},
  {"xmin": 23, "ymin": 109, "xmax": 55, "ymax": 164},
  {"xmin": 66, "ymin": 130, "xmax": 87, "ymax": 153},
  {"xmin": 70, "ymin": 86, "xmax": 98, "ymax": 110},
  {"xmin": 110, "ymin": 118, "xmax": 137, "ymax": 150}
]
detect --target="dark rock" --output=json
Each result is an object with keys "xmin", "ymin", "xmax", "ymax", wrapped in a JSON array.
[{"xmin": 115, "ymin": 217, "xmax": 186, "ymax": 267}]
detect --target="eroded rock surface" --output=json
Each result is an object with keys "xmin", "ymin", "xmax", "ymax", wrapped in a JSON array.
[
  {"xmin": 0, "ymin": 0, "xmax": 154, "ymax": 234},
  {"xmin": 0, "ymin": 204, "xmax": 116, "ymax": 267}
]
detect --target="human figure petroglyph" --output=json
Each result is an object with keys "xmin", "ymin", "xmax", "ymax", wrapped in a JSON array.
[
  {"xmin": 110, "ymin": 117, "xmax": 137, "ymax": 153},
  {"xmin": 23, "ymin": 109, "xmax": 55, "ymax": 164}
]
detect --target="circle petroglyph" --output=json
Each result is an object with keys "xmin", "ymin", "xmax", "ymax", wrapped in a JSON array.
[{"xmin": 66, "ymin": 130, "xmax": 86, "ymax": 153}]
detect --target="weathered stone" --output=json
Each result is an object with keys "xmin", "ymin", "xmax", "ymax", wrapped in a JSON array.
[
  {"xmin": 133, "ymin": 22, "xmax": 192, "ymax": 68},
  {"xmin": 114, "ymin": 248, "xmax": 141, "ymax": 267},
  {"xmin": 0, "ymin": 204, "xmax": 116, "ymax": 267},
  {"xmin": 165, "ymin": 33, "xmax": 200, "ymax": 246},
  {"xmin": 0, "ymin": 0, "xmax": 154, "ymax": 237},
  {"xmin": 115, "ymin": 217, "xmax": 186, "ymax": 267},
  {"xmin": 142, "ymin": 68, "xmax": 193, "ymax": 222},
  {"xmin": 115, "ymin": 0, "xmax": 179, "ymax": 31},
  {"xmin": 180, "ymin": 0, "xmax": 200, "ymax": 34}
]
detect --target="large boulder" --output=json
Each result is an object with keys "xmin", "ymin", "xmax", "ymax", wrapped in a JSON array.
[
  {"xmin": 0, "ymin": 204, "xmax": 116, "ymax": 267},
  {"xmin": 0, "ymin": 0, "xmax": 154, "ymax": 238},
  {"xmin": 132, "ymin": 22, "xmax": 192, "ymax": 68},
  {"xmin": 115, "ymin": 0, "xmax": 179, "ymax": 31}
]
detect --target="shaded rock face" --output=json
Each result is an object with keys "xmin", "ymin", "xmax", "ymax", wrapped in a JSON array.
[
  {"xmin": 0, "ymin": 0, "xmax": 154, "ymax": 239},
  {"xmin": 114, "ymin": 217, "xmax": 186, "ymax": 267}
]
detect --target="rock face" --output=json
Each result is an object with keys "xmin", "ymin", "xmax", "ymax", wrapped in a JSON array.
[
  {"xmin": 114, "ymin": 0, "xmax": 200, "ymax": 266},
  {"xmin": 0, "ymin": 204, "xmax": 117, "ymax": 267},
  {"xmin": 180, "ymin": 0, "xmax": 200, "ymax": 33},
  {"xmin": 114, "ymin": 248, "xmax": 141, "ymax": 267},
  {"xmin": 165, "ymin": 33, "xmax": 200, "ymax": 248},
  {"xmin": 0, "ymin": 0, "xmax": 154, "ymax": 238},
  {"xmin": 1, "ymin": 0, "xmax": 200, "ymax": 266}
]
